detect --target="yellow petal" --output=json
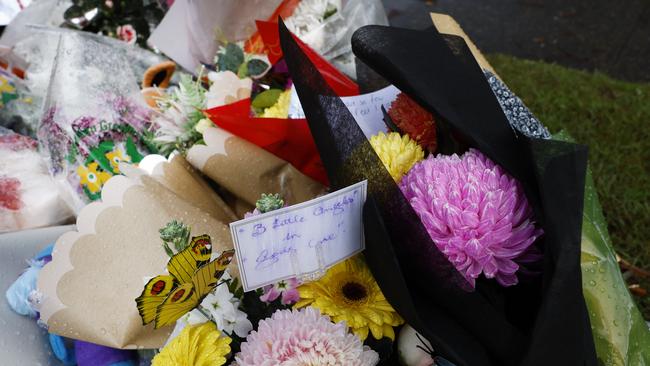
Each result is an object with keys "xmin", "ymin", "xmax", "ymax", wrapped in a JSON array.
[
  {"xmin": 293, "ymin": 298, "xmax": 314, "ymax": 309},
  {"xmin": 382, "ymin": 323, "xmax": 396, "ymax": 341},
  {"xmin": 368, "ymin": 320, "xmax": 384, "ymax": 340},
  {"xmin": 354, "ymin": 325, "xmax": 369, "ymax": 341},
  {"xmin": 152, "ymin": 322, "xmax": 230, "ymax": 366}
]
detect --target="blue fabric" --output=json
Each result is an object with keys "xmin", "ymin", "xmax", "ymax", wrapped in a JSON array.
[
  {"xmin": 6, "ymin": 260, "xmax": 43, "ymax": 317},
  {"xmin": 49, "ymin": 334, "xmax": 77, "ymax": 365},
  {"xmin": 5, "ymin": 244, "xmax": 54, "ymax": 317}
]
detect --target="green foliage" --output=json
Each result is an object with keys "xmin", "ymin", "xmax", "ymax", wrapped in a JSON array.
[
  {"xmin": 159, "ymin": 220, "xmax": 191, "ymax": 256},
  {"xmin": 216, "ymin": 43, "xmax": 245, "ymax": 74},
  {"xmin": 255, "ymin": 193, "xmax": 284, "ymax": 213},
  {"xmin": 215, "ymin": 43, "xmax": 269, "ymax": 79},
  {"xmin": 247, "ymin": 59, "xmax": 270, "ymax": 78},
  {"xmin": 323, "ymin": 3, "xmax": 338, "ymax": 20},
  {"xmin": 175, "ymin": 73, "xmax": 206, "ymax": 111},
  {"xmin": 251, "ymin": 89, "xmax": 282, "ymax": 109},
  {"xmin": 488, "ymin": 54, "xmax": 650, "ymax": 318}
]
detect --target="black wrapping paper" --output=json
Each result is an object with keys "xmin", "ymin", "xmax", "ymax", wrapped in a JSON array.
[{"xmin": 280, "ymin": 21, "xmax": 596, "ymax": 366}]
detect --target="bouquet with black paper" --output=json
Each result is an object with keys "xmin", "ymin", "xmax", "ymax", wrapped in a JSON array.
[{"xmin": 280, "ymin": 20, "xmax": 600, "ymax": 366}]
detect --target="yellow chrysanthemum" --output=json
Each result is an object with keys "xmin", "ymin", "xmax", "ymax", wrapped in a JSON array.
[
  {"xmin": 261, "ymin": 89, "xmax": 291, "ymax": 118},
  {"xmin": 152, "ymin": 322, "xmax": 231, "ymax": 366},
  {"xmin": 77, "ymin": 162, "xmax": 111, "ymax": 193},
  {"xmin": 369, "ymin": 131, "xmax": 424, "ymax": 182},
  {"xmin": 105, "ymin": 148, "xmax": 131, "ymax": 174},
  {"xmin": 294, "ymin": 256, "xmax": 404, "ymax": 341}
]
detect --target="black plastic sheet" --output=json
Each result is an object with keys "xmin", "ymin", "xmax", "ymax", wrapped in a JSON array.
[{"xmin": 280, "ymin": 20, "xmax": 597, "ymax": 366}]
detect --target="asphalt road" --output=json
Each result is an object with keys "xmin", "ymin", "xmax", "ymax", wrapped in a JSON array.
[{"xmin": 383, "ymin": 0, "xmax": 650, "ymax": 82}]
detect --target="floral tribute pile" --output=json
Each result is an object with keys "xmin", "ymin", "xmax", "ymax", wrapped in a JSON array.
[{"xmin": 3, "ymin": 1, "xmax": 650, "ymax": 366}]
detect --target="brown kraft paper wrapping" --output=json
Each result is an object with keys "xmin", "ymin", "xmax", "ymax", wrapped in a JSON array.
[
  {"xmin": 37, "ymin": 171, "xmax": 236, "ymax": 349},
  {"xmin": 186, "ymin": 127, "xmax": 326, "ymax": 207}
]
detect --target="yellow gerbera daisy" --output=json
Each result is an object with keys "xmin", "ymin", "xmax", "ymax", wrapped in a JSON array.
[
  {"xmin": 105, "ymin": 148, "xmax": 131, "ymax": 174},
  {"xmin": 152, "ymin": 322, "xmax": 231, "ymax": 366},
  {"xmin": 294, "ymin": 256, "xmax": 404, "ymax": 341},
  {"xmin": 77, "ymin": 162, "xmax": 112, "ymax": 194},
  {"xmin": 369, "ymin": 131, "xmax": 424, "ymax": 182}
]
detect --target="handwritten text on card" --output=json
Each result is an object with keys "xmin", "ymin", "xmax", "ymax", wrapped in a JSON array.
[
  {"xmin": 230, "ymin": 181, "xmax": 368, "ymax": 291},
  {"xmin": 288, "ymin": 85, "xmax": 400, "ymax": 139}
]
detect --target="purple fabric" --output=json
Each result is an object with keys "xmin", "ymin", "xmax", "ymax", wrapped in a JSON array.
[{"xmin": 75, "ymin": 340, "xmax": 137, "ymax": 366}]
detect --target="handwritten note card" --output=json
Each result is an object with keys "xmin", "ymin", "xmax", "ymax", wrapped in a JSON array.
[
  {"xmin": 231, "ymin": 181, "xmax": 368, "ymax": 291},
  {"xmin": 288, "ymin": 84, "xmax": 400, "ymax": 139}
]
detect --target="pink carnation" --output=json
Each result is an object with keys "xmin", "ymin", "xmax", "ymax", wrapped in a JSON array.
[
  {"xmin": 234, "ymin": 307, "xmax": 379, "ymax": 366},
  {"xmin": 399, "ymin": 148, "xmax": 542, "ymax": 287}
]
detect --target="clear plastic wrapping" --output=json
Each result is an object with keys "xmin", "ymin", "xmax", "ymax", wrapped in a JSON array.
[{"xmin": 37, "ymin": 32, "xmax": 157, "ymax": 211}]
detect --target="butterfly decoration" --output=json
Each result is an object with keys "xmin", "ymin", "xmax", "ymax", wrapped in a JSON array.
[{"xmin": 136, "ymin": 234, "xmax": 235, "ymax": 329}]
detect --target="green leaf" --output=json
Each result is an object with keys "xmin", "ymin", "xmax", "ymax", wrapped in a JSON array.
[
  {"xmin": 175, "ymin": 73, "xmax": 206, "ymax": 110},
  {"xmin": 251, "ymin": 89, "xmax": 282, "ymax": 109},
  {"xmin": 237, "ymin": 62, "xmax": 248, "ymax": 79},
  {"xmin": 216, "ymin": 43, "xmax": 244, "ymax": 73},
  {"xmin": 323, "ymin": 3, "xmax": 338, "ymax": 19},
  {"xmin": 247, "ymin": 59, "xmax": 269, "ymax": 78},
  {"xmin": 162, "ymin": 242, "xmax": 175, "ymax": 258}
]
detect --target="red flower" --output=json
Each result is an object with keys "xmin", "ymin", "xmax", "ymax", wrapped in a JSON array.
[
  {"xmin": 387, "ymin": 93, "xmax": 437, "ymax": 153},
  {"xmin": 116, "ymin": 25, "xmax": 137, "ymax": 45},
  {"xmin": 0, "ymin": 176, "xmax": 22, "ymax": 211}
]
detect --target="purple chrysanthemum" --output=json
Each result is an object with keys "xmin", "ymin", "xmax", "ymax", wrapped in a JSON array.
[{"xmin": 399, "ymin": 148, "xmax": 543, "ymax": 287}]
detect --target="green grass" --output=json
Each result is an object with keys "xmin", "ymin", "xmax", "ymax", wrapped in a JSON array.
[{"xmin": 487, "ymin": 54, "xmax": 650, "ymax": 317}]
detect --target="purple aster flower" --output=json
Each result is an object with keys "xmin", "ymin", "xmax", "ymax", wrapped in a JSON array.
[
  {"xmin": 259, "ymin": 278, "xmax": 300, "ymax": 305},
  {"xmin": 399, "ymin": 148, "xmax": 543, "ymax": 287}
]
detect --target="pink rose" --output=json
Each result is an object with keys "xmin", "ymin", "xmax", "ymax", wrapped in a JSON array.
[{"xmin": 116, "ymin": 25, "xmax": 136, "ymax": 45}]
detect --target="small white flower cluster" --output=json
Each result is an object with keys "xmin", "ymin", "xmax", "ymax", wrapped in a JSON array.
[{"xmin": 180, "ymin": 271, "xmax": 252, "ymax": 338}]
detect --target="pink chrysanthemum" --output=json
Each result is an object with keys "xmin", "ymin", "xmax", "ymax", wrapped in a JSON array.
[
  {"xmin": 399, "ymin": 148, "xmax": 543, "ymax": 287},
  {"xmin": 234, "ymin": 307, "xmax": 379, "ymax": 366}
]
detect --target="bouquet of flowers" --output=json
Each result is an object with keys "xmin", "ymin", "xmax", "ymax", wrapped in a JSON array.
[
  {"xmin": 279, "ymin": 20, "xmax": 650, "ymax": 365},
  {"xmin": 37, "ymin": 31, "xmax": 157, "ymax": 211}
]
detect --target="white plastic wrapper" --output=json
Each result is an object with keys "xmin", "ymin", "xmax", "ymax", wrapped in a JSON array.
[
  {"xmin": 0, "ymin": 127, "xmax": 74, "ymax": 232},
  {"xmin": 37, "ymin": 32, "xmax": 157, "ymax": 212},
  {"xmin": 285, "ymin": 0, "xmax": 388, "ymax": 77},
  {"xmin": 149, "ymin": 0, "xmax": 284, "ymax": 72},
  {"xmin": 1, "ymin": 1, "xmax": 168, "ymax": 135},
  {"xmin": 0, "ymin": 0, "xmax": 70, "ymax": 47},
  {"xmin": 149, "ymin": 0, "xmax": 387, "ymax": 77}
]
